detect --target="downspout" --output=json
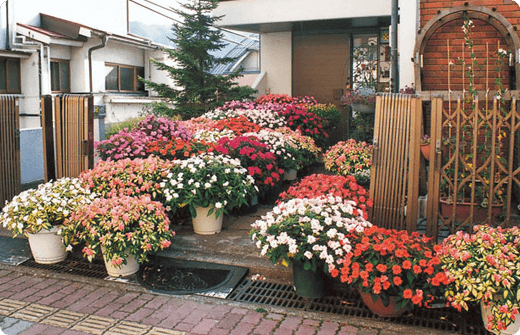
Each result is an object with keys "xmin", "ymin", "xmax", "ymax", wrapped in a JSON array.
[
  {"xmin": 88, "ymin": 34, "xmax": 108, "ymax": 93},
  {"xmin": 5, "ymin": 0, "xmax": 9, "ymax": 49},
  {"xmin": 391, "ymin": 0, "xmax": 399, "ymax": 92}
]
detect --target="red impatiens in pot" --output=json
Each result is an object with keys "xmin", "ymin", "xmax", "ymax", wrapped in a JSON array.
[{"xmin": 332, "ymin": 226, "xmax": 450, "ymax": 313}]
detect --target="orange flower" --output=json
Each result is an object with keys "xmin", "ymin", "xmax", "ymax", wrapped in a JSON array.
[
  {"xmin": 392, "ymin": 265, "xmax": 402, "ymax": 275},
  {"xmin": 402, "ymin": 260, "xmax": 412, "ymax": 270},
  {"xmin": 393, "ymin": 276, "xmax": 403, "ymax": 286},
  {"xmin": 403, "ymin": 289, "xmax": 413, "ymax": 299},
  {"xmin": 376, "ymin": 264, "xmax": 387, "ymax": 273}
]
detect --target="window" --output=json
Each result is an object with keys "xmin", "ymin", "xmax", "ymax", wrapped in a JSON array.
[
  {"xmin": 351, "ymin": 33, "xmax": 390, "ymax": 91},
  {"xmin": 105, "ymin": 63, "xmax": 145, "ymax": 92},
  {"xmin": 51, "ymin": 59, "xmax": 70, "ymax": 92},
  {"xmin": 0, "ymin": 58, "xmax": 21, "ymax": 94}
]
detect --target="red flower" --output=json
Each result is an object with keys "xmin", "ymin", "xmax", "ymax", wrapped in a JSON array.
[
  {"xmin": 413, "ymin": 265, "xmax": 422, "ymax": 274},
  {"xmin": 392, "ymin": 265, "xmax": 402, "ymax": 275},
  {"xmin": 403, "ymin": 289, "xmax": 413, "ymax": 299},
  {"xmin": 402, "ymin": 260, "xmax": 412, "ymax": 270},
  {"xmin": 393, "ymin": 276, "xmax": 403, "ymax": 286},
  {"xmin": 376, "ymin": 264, "xmax": 387, "ymax": 273}
]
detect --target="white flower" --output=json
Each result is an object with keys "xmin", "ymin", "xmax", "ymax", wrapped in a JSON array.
[
  {"xmin": 66, "ymin": 245, "xmax": 73, "ymax": 252},
  {"xmin": 304, "ymin": 251, "xmax": 313, "ymax": 259},
  {"xmin": 215, "ymin": 202, "xmax": 222, "ymax": 209}
]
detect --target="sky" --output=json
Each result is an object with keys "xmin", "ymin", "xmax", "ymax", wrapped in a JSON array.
[{"xmin": 128, "ymin": 0, "xmax": 184, "ymax": 27}]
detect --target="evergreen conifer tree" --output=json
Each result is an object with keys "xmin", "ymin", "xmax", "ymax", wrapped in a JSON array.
[{"xmin": 142, "ymin": 0, "xmax": 256, "ymax": 119}]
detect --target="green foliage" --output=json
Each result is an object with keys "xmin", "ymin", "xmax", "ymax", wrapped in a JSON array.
[
  {"xmin": 141, "ymin": 0, "xmax": 256, "ymax": 120},
  {"xmin": 105, "ymin": 117, "xmax": 145, "ymax": 138},
  {"xmin": 141, "ymin": 101, "xmax": 180, "ymax": 120}
]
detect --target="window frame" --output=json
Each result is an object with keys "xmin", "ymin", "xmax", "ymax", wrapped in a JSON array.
[
  {"xmin": 0, "ymin": 58, "xmax": 21, "ymax": 94},
  {"xmin": 104, "ymin": 63, "xmax": 145, "ymax": 93},
  {"xmin": 50, "ymin": 59, "xmax": 71, "ymax": 93}
]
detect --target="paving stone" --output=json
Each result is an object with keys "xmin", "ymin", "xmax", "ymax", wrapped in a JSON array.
[
  {"xmin": 105, "ymin": 320, "xmax": 151, "ymax": 335},
  {"xmin": 215, "ymin": 313, "xmax": 244, "ymax": 330},
  {"xmin": 147, "ymin": 328, "xmax": 186, "ymax": 335},
  {"xmin": 191, "ymin": 319, "xmax": 218, "ymax": 334},
  {"xmin": 253, "ymin": 319, "xmax": 279, "ymax": 335},
  {"xmin": 0, "ymin": 316, "xmax": 34, "ymax": 335},
  {"xmin": 11, "ymin": 304, "xmax": 56, "ymax": 322},
  {"xmin": 72, "ymin": 315, "xmax": 117, "ymax": 335},
  {"xmin": 41, "ymin": 310, "xmax": 86, "ymax": 328},
  {"xmin": 0, "ymin": 299, "xmax": 27, "ymax": 316},
  {"xmin": 265, "ymin": 313, "xmax": 284, "ymax": 321}
]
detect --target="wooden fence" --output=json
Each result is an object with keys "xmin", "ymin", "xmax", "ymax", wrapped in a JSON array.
[
  {"xmin": 42, "ymin": 94, "xmax": 94, "ymax": 180},
  {"xmin": 0, "ymin": 96, "xmax": 20, "ymax": 209},
  {"xmin": 369, "ymin": 94, "xmax": 422, "ymax": 231}
]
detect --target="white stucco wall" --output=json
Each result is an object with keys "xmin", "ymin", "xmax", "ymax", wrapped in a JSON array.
[
  {"xmin": 19, "ymin": 52, "xmax": 41, "ymax": 129},
  {"xmin": 398, "ymin": 0, "xmax": 418, "ymax": 90},
  {"xmin": 260, "ymin": 32, "xmax": 292, "ymax": 95},
  {"xmin": 215, "ymin": 0, "xmax": 391, "ymax": 30}
]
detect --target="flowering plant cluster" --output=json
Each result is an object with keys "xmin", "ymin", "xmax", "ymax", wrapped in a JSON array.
[
  {"xmin": 333, "ymin": 226, "xmax": 450, "ymax": 311},
  {"xmin": 245, "ymin": 129, "xmax": 301, "ymax": 172},
  {"xmin": 178, "ymin": 117, "xmax": 219, "ymax": 133},
  {"xmin": 277, "ymin": 174, "xmax": 372, "ymax": 217},
  {"xmin": 96, "ymin": 115, "xmax": 191, "ymax": 161},
  {"xmin": 79, "ymin": 156, "xmax": 173, "ymax": 201},
  {"xmin": 324, "ymin": 139, "xmax": 372, "ymax": 180},
  {"xmin": 161, "ymin": 153, "xmax": 257, "ymax": 218},
  {"xmin": 439, "ymin": 225, "xmax": 520, "ymax": 332},
  {"xmin": 205, "ymin": 107, "xmax": 287, "ymax": 130},
  {"xmin": 1, "ymin": 178, "xmax": 96, "ymax": 237},
  {"xmin": 146, "ymin": 138, "xmax": 215, "ymax": 160},
  {"xmin": 420, "ymin": 134, "xmax": 430, "ymax": 145},
  {"xmin": 255, "ymin": 94, "xmax": 295, "ymax": 105},
  {"xmin": 278, "ymin": 105, "xmax": 328, "ymax": 147},
  {"xmin": 276, "ymin": 127, "xmax": 321, "ymax": 167},
  {"xmin": 214, "ymin": 116, "xmax": 261, "ymax": 135},
  {"xmin": 341, "ymin": 90, "xmax": 376, "ymax": 106},
  {"xmin": 61, "ymin": 195, "xmax": 174, "ymax": 265},
  {"xmin": 215, "ymin": 136, "xmax": 283, "ymax": 193},
  {"xmin": 250, "ymin": 196, "xmax": 372, "ymax": 273}
]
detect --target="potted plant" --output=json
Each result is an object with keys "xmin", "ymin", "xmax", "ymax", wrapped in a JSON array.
[
  {"xmin": 0, "ymin": 178, "xmax": 96, "ymax": 264},
  {"xmin": 420, "ymin": 134, "xmax": 430, "ymax": 161},
  {"xmin": 333, "ymin": 226, "xmax": 450, "ymax": 317},
  {"xmin": 276, "ymin": 127, "xmax": 321, "ymax": 168},
  {"xmin": 244, "ymin": 129, "xmax": 302, "ymax": 181},
  {"xmin": 439, "ymin": 225, "xmax": 520, "ymax": 334},
  {"xmin": 250, "ymin": 196, "xmax": 372, "ymax": 298},
  {"xmin": 62, "ymin": 195, "xmax": 174, "ymax": 277},
  {"xmin": 215, "ymin": 136, "xmax": 283, "ymax": 200},
  {"xmin": 341, "ymin": 88, "xmax": 376, "ymax": 114},
  {"xmin": 161, "ymin": 152, "xmax": 258, "ymax": 234},
  {"xmin": 278, "ymin": 104, "xmax": 328, "ymax": 149},
  {"xmin": 277, "ymin": 174, "xmax": 372, "ymax": 217},
  {"xmin": 324, "ymin": 139, "xmax": 373, "ymax": 186}
]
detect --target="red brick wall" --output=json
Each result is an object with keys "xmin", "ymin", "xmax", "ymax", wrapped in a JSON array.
[{"xmin": 419, "ymin": 0, "xmax": 519, "ymax": 91}]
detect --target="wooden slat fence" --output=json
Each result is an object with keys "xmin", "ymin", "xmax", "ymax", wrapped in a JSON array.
[
  {"xmin": 42, "ymin": 94, "xmax": 94, "ymax": 180},
  {"xmin": 369, "ymin": 93, "xmax": 422, "ymax": 231},
  {"xmin": 0, "ymin": 96, "xmax": 20, "ymax": 209}
]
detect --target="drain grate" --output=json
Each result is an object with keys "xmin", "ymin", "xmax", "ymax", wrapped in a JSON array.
[
  {"xmin": 20, "ymin": 256, "xmax": 108, "ymax": 279},
  {"xmin": 228, "ymin": 279, "xmax": 490, "ymax": 335}
]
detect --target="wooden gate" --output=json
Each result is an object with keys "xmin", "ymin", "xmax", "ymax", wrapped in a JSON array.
[
  {"xmin": 426, "ymin": 96, "xmax": 520, "ymax": 237},
  {"xmin": 0, "ymin": 96, "xmax": 20, "ymax": 208},
  {"xmin": 369, "ymin": 93, "xmax": 422, "ymax": 231},
  {"xmin": 42, "ymin": 94, "xmax": 94, "ymax": 180}
]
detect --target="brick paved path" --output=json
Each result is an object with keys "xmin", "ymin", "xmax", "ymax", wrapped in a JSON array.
[{"xmin": 0, "ymin": 268, "xmax": 443, "ymax": 335}]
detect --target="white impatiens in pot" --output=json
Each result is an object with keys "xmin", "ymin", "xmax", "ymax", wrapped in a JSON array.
[
  {"xmin": 249, "ymin": 196, "xmax": 372, "ymax": 273},
  {"xmin": 162, "ymin": 152, "xmax": 258, "ymax": 220}
]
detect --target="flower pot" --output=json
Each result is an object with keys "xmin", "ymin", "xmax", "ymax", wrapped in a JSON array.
[
  {"xmin": 192, "ymin": 206, "xmax": 223, "ymax": 235},
  {"xmin": 292, "ymin": 261, "xmax": 325, "ymax": 298},
  {"xmin": 420, "ymin": 144, "xmax": 430, "ymax": 161},
  {"xmin": 440, "ymin": 199, "xmax": 503, "ymax": 222},
  {"xmin": 481, "ymin": 301, "xmax": 520, "ymax": 335},
  {"xmin": 358, "ymin": 290, "xmax": 406, "ymax": 318},
  {"xmin": 102, "ymin": 248, "xmax": 139, "ymax": 277},
  {"xmin": 283, "ymin": 169, "xmax": 297, "ymax": 181},
  {"xmin": 27, "ymin": 227, "xmax": 67, "ymax": 264},
  {"xmin": 351, "ymin": 103, "xmax": 375, "ymax": 114}
]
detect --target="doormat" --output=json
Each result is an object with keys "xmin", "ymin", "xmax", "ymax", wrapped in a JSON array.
[{"xmin": 137, "ymin": 255, "xmax": 247, "ymax": 299}]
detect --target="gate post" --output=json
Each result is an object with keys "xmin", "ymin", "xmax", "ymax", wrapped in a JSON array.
[{"xmin": 41, "ymin": 95, "xmax": 56, "ymax": 182}]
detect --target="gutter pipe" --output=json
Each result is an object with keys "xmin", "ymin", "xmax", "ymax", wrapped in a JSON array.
[
  {"xmin": 391, "ymin": 0, "xmax": 399, "ymax": 92},
  {"xmin": 88, "ymin": 34, "xmax": 108, "ymax": 93}
]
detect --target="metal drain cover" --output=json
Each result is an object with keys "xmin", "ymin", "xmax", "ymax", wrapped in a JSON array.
[{"xmin": 20, "ymin": 255, "xmax": 108, "ymax": 279}]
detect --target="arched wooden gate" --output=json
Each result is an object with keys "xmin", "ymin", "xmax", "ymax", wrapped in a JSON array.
[{"xmin": 413, "ymin": 4, "xmax": 520, "ymax": 238}]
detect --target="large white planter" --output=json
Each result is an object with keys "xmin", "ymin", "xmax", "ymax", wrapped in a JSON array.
[
  {"xmin": 102, "ymin": 247, "xmax": 139, "ymax": 277},
  {"xmin": 283, "ymin": 169, "xmax": 297, "ymax": 181},
  {"xmin": 192, "ymin": 206, "xmax": 223, "ymax": 235},
  {"xmin": 27, "ymin": 227, "xmax": 67, "ymax": 264},
  {"xmin": 481, "ymin": 301, "xmax": 520, "ymax": 335}
]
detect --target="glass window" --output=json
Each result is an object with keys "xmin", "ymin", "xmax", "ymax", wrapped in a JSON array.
[
  {"xmin": 105, "ymin": 65, "xmax": 118, "ymax": 91},
  {"xmin": 50, "ymin": 60, "xmax": 70, "ymax": 92},
  {"xmin": 119, "ymin": 67, "xmax": 134, "ymax": 91},
  {"xmin": 0, "ymin": 61, "xmax": 6, "ymax": 91},
  {"xmin": 104, "ymin": 63, "xmax": 145, "ymax": 92},
  {"xmin": 352, "ymin": 35, "xmax": 379, "ymax": 90}
]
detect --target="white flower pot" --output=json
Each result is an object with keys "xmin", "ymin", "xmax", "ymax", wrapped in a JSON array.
[
  {"xmin": 27, "ymin": 227, "xmax": 67, "ymax": 264},
  {"xmin": 351, "ymin": 103, "xmax": 375, "ymax": 114},
  {"xmin": 481, "ymin": 300, "xmax": 520, "ymax": 335},
  {"xmin": 283, "ymin": 169, "xmax": 297, "ymax": 181},
  {"xmin": 102, "ymin": 248, "xmax": 139, "ymax": 277},
  {"xmin": 192, "ymin": 206, "xmax": 223, "ymax": 235}
]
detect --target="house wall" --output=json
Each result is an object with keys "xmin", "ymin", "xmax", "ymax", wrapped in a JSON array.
[
  {"xmin": 260, "ymin": 32, "xmax": 292, "ymax": 95},
  {"xmin": 215, "ymin": 0, "xmax": 392, "ymax": 29},
  {"xmin": 419, "ymin": 0, "xmax": 519, "ymax": 91},
  {"xmin": 19, "ymin": 52, "xmax": 42, "ymax": 129},
  {"xmin": 399, "ymin": 0, "xmax": 419, "ymax": 89}
]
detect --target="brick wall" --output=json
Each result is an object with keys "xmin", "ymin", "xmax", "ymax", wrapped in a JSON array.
[{"xmin": 419, "ymin": 0, "xmax": 519, "ymax": 91}]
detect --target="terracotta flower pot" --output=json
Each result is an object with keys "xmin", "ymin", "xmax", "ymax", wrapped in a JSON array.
[
  {"xmin": 440, "ymin": 199, "xmax": 503, "ymax": 222},
  {"xmin": 420, "ymin": 144, "xmax": 430, "ymax": 161},
  {"xmin": 358, "ymin": 290, "xmax": 406, "ymax": 318}
]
